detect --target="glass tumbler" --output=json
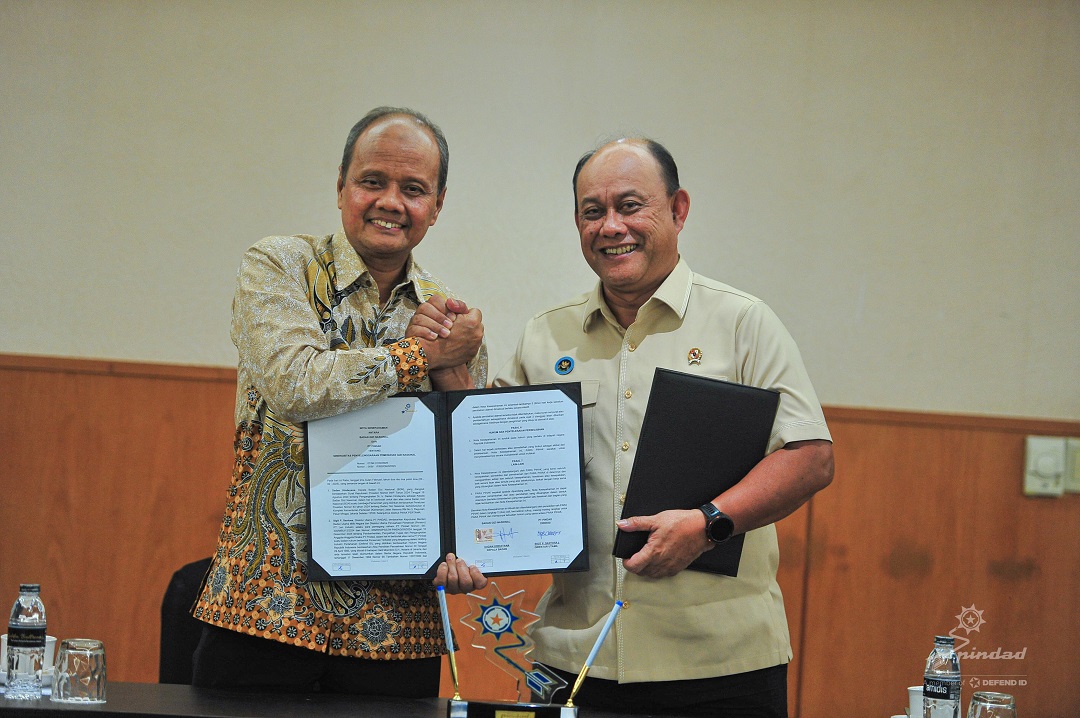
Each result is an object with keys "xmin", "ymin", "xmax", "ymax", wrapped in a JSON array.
[
  {"xmin": 50, "ymin": 638, "xmax": 106, "ymax": 703},
  {"xmin": 966, "ymin": 691, "xmax": 1015, "ymax": 718}
]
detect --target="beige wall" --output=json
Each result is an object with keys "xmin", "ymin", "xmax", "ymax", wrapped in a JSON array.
[{"xmin": 1, "ymin": 1, "xmax": 1077, "ymax": 420}]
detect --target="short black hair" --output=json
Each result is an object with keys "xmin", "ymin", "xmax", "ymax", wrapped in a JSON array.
[
  {"xmin": 340, "ymin": 107, "xmax": 449, "ymax": 192},
  {"xmin": 572, "ymin": 138, "xmax": 680, "ymax": 207}
]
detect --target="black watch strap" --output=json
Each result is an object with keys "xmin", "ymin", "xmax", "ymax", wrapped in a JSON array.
[{"xmin": 698, "ymin": 502, "xmax": 735, "ymax": 544}]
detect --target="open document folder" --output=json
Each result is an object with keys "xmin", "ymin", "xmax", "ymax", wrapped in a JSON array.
[
  {"xmin": 304, "ymin": 383, "xmax": 588, "ymax": 580},
  {"xmin": 612, "ymin": 368, "xmax": 779, "ymax": 576}
]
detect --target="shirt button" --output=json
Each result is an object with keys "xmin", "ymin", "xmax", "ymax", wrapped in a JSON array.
[
  {"xmin": 619, "ymin": 493, "xmax": 626, "ymax": 504},
  {"xmin": 621, "ymin": 441, "xmax": 630, "ymax": 451},
  {"xmin": 624, "ymin": 389, "xmax": 632, "ymax": 399},
  {"xmin": 628, "ymin": 343, "xmax": 637, "ymax": 352},
  {"xmin": 621, "ymin": 600, "xmax": 631, "ymax": 609}
]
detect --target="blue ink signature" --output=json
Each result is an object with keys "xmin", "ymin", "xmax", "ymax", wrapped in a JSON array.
[
  {"xmin": 537, "ymin": 530, "xmax": 562, "ymax": 538},
  {"xmin": 495, "ymin": 527, "xmax": 517, "ymax": 542}
]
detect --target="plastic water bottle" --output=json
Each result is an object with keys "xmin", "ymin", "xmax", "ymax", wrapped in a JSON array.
[
  {"xmin": 5, "ymin": 584, "xmax": 47, "ymax": 700},
  {"xmin": 923, "ymin": 635, "xmax": 961, "ymax": 718}
]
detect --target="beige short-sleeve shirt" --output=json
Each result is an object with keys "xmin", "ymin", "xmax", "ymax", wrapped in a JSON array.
[{"xmin": 493, "ymin": 258, "xmax": 830, "ymax": 683}]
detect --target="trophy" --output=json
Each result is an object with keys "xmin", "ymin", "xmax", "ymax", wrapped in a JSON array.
[{"xmin": 439, "ymin": 585, "xmax": 622, "ymax": 718}]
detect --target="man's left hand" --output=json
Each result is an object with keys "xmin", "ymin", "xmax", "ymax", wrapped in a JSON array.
[
  {"xmin": 408, "ymin": 296, "xmax": 463, "ymax": 341},
  {"xmin": 618, "ymin": 509, "xmax": 713, "ymax": 578},
  {"xmin": 433, "ymin": 552, "xmax": 489, "ymax": 594}
]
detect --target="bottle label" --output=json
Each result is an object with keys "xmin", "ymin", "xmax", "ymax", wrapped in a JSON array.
[
  {"xmin": 6, "ymin": 625, "xmax": 46, "ymax": 648},
  {"xmin": 923, "ymin": 677, "xmax": 960, "ymax": 701}
]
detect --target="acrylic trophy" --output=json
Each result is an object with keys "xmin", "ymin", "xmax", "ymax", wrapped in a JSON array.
[
  {"xmin": 444, "ymin": 582, "xmax": 572, "ymax": 717},
  {"xmin": 441, "ymin": 583, "xmax": 623, "ymax": 718}
]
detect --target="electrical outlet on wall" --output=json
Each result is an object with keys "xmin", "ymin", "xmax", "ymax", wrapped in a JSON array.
[
  {"xmin": 1065, "ymin": 438, "xmax": 1080, "ymax": 494},
  {"xmin": 1024, "ymin": 435, "xmax": 1066, "ymax": 497}
]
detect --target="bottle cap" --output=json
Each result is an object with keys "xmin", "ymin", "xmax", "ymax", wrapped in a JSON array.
[
  {"xmin": 934, "ymin": 635, "xmax": 954, "ymax": 645},
  {"xmin": 18, "ymin": 584, "xmax": 41, "ymax": 593}
]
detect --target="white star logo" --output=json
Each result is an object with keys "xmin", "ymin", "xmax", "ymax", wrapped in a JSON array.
[{"xmin": 955, "ymin": 605, "xmax": 986, "ymax": 634}]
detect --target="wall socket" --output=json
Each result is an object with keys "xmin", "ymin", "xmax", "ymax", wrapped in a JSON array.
[
  {"xmin": 1066, "ymin": 438, "xmax": 1080, "ymax": 494},
  {"xmin": 1024, "ymin": 435, "xmax": 1066, "ymax": 497}
]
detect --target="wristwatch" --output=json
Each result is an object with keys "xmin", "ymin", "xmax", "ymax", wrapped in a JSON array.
[{"xmin": 698, "ymin": 502, "xmax": 735, "ymax": 544}]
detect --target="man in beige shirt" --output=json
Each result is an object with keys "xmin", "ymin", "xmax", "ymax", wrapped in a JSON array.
[{"xmin": 493, "ymin": 138, "xmax": 833, "ymax": 716}]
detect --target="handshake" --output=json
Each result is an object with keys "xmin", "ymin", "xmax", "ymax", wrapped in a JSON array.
[{"xmin": 407, "ymin": 296, "xmax": 484, "ymax": 390}]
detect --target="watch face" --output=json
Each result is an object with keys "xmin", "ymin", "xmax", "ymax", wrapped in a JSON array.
[{"xmin": 708, "ymin": 512, "xmax": 735, "ymax": 543}]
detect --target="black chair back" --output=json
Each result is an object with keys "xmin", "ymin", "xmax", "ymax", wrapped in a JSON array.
[{"xmin": 159, "ymin": 557, "xmax": 212, "ymax": 684}]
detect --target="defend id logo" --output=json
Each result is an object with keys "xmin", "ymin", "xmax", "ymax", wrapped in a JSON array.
[{"xmin": 945, "ymin": 604, "xmax": 1028, "ymax": 690}]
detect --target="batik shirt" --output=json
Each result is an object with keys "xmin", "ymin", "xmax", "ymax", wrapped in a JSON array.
[{"xmin": 193, "ymin": 231, "xmax": 487, "ymax": 659}]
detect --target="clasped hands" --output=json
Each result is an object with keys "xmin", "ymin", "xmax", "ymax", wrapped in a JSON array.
[
  {"xmin": 408, "ymin": 296, "xmax": 489, "ymax": 594},
  {"xmin": 407, "ymin": 296, "xmax": 483, "ymax": 390}
]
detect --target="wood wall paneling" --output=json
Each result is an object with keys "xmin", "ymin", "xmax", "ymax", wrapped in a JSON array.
[
  {"xmin": 798, "ymin": 409, "xmax": 1080, "ymax": 718},
  {"xmin": 2, "ymin": 355, "xmax": 1078, "ymax": 716},
  {"xmin": 776, "ymin": 503, "xmax": 810, "ymax": 716},
  {"xmin": 0, "ymin": 355, "xmax": 234, "ymax": 684}
]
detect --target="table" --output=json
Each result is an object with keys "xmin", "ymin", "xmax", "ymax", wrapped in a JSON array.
[{"xmin": 0, "ymin": 683, "xmax": 681, "ymax": 718}]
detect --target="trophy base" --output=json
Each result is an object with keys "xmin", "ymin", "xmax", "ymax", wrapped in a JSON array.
[{"xmin": 447, "ymin": 699, "xmax": 577, "ymax": 718}]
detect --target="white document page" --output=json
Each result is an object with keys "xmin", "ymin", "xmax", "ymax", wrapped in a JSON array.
[
  {"xmin": 449, "ymin": 388, "xmax": 585, "ymax": 573},
  {"xmin": 307, "ymin": 396, "xmax": 441, "ymax": 578}
]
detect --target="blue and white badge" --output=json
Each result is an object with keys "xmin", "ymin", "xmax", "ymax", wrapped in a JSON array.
[{"xmin": 554, "ymin": 356, "xmax": 574, "ymax": 375}]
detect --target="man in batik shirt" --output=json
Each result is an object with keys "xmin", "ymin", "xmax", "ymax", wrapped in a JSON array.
[{"xmin": 192, "ymin": 107, "xmax": 487, "ymax": 695}]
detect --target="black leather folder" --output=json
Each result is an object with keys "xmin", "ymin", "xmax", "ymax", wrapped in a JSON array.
[{"xmin": 612, "ymin": 368, "xmax": 780, "ymax": 576}]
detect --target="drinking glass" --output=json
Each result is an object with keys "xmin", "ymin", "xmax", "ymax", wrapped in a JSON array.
[
  {"xmin": 967, "ymin": 691, "xmax": 1016, "ymax": 718},
  {"xmin": 50, "ymin": 638, "xmax": 106, "ymax": 703}
]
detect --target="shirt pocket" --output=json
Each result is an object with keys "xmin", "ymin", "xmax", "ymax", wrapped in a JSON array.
[{"xmin": 578, "ymin": 379, "xmax": 600, "ymax": 467}]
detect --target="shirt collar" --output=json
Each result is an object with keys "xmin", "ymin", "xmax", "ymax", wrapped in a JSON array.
[
  {"xmin": 331, "ymin": 231, "xmax": 366, "ymax": 289},
  {"xmin": 330, "ymin": 230, "xmax": 425, "ymax": 300},
  {"xmin": 582, "ymin": 256, "xmax": 692, "ymax": 332}
]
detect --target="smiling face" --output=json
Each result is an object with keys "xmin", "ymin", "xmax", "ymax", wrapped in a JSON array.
[
  {"xmin": 574, "ymin": 141, "xmax": 689, "ymax": 321},
  {"xmin": 337, "ymin": 115, "xmax": 445, "ymax": 273},
  {"xmin": 574, "ymin": 141, "xmax": 691, "ymax": 319}
]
